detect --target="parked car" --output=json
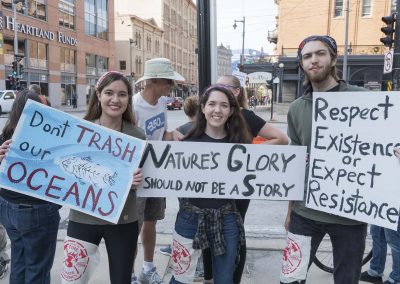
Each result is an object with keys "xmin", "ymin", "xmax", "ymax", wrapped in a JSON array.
[
  {"xmin": 166, "ymin": 97, "xmax": 183, "ymax": 110},
  {"xmin": 0, "ymin": 90, "xmax": 17, "ymax": 115}
]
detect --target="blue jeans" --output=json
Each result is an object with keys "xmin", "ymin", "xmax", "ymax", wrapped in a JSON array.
[
  {"xmin": 369, "ymin": 224, "xmax": 400, "ymax": 283},
  {"xmin": 0, "ymin": 196, "xmax": 60, "ymax": 284},
  {"xmin": 170, "ymin": 210, "xmax": 239, "ymax": 284}
]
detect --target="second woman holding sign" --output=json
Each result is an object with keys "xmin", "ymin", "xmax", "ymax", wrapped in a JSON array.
[
  {"xmin": 61, "ymin": 71, "xmax": 144, "ymax": 284},
  {"xmin": 169, "ymin": 85, "xmax": 252, "ymax": 284}
]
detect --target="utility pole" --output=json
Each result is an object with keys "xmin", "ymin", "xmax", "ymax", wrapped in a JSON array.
[
  {"xmin": 393, "ymin": 0, "xmax": 400, "ymax": 90},
  {"xmin": 197, "ymin": 0, "xmax": 212, "ymax": 93},
  {"xmin": 343, "ymin": 0, "xmax": 350, "ymax": 82},
  {"xmin": 233, "ymin": 17, "xmax": 245, "ymax": 68},
  {"xmin": 13, "ymin": 1, "xmax": 19, "ymax": 90}
]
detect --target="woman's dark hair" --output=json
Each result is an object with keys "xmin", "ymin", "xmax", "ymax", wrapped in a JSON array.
[
  {"xmin": 185, "ymin": 85, "xmax": 252, "ymax": 144},
  {"xmin": 84, "ymin": 71, "xmax": 136, "ymax": 125},
  {"xmin": 2, "ymin": 90, "xmax": 48, "ymax": 140}
]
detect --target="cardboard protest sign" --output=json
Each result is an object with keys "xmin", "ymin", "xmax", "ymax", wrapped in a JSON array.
[
  {"xmin": 0, "ymin": 100, "xmax": 146, "ymax": 223},
  {"xmin": 308, "ymin": 91, "xmax": 400, "ymax": 229},
  {"xmin": 137, "ymin": 141, "xmax": 306, "ymax": 200}
]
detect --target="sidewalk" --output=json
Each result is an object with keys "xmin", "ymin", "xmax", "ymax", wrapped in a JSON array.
[
  {"xmin": 252, "ymin": 103, "xmax": 289, "ymax": 124},
  {"xmin": 0, "ymin": 230, "xmax": 388, "ymax": 284}
]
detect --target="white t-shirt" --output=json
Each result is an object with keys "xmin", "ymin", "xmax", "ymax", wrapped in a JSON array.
[{"xmin": 132, "ymin": 92, "xmax": 168, "ymax": 141}]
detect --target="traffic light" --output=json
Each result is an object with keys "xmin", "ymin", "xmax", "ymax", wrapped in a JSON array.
[
  {"xmin": 12, "ymin": 61, "xmax": 18, "ymax": 77},
  {"xmin": 380, "ymin": 14, "xmax": 396, "ymax": 48}
]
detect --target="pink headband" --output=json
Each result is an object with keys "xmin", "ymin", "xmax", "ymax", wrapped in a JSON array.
[{"xmin": 95, "ymin": 71, "xmax": 124, "ymax": 90}]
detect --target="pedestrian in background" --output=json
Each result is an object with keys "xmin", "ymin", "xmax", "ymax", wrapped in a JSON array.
[
  {"xmin": 61, "ymin": 71, "xmax": 144, "ymax": 284},
  {"xmin": 176, "ymin": 95, "xmax": 198, "ymax": 136},
  {"xmin": 169, "ymin": 84, "xmax": 252, "ymax": 284},
  {"xmin": 0, "ymin": 90, "xmax": 59, "ymax": 284},
  {"xmin": 360, "ymin": 148, "xmax": 400, "ymax": 284},
  {"xmin": 281, "ymin": 35, "xmax": 367, "ymax": 284},
  {"xmin": 131, "ymin": 58, "xmax": 184, "ymax": 284}
]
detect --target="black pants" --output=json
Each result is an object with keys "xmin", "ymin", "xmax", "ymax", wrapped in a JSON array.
[
  {"xmin": 67, "ymin": 220, "xmax": 139, "ymax": 284},
  {"xmin": 281, "ymin": 212, "xmax": 367, "ymax": 284},
  {"xmin": 203, "ymin": 200, "xmax": 250, "ymax": 283}
]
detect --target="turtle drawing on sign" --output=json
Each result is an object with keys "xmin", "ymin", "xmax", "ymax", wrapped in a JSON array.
[{"xmin": 56, "ymin": 155, "xmax": 118, "ymax": 188}]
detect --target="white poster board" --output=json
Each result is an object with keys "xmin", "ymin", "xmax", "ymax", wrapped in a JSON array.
[
  {"xmin": 308, "ymin": 91, "xmax": 400, "ymax": 229},
  {"xmin": 137, "ymin": 141, "xmax": 306, "ymax": 200}
]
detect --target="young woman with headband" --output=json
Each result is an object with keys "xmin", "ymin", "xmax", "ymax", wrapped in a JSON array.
[{"xmin": 61, "ymin": 71, "xmax": 145, "ymax": 284}]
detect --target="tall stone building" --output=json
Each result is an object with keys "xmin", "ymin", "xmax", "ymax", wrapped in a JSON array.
[
  {"xmin": 114, "ymin": 0, "xmax": 198, "ymax": 96},
  {"xmin": 217, "ymin": 44, "xmax": 233, "ymax": 78}
]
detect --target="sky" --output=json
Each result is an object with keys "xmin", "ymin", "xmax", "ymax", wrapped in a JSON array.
[{"xmin": 215, "ymin": 0, "xmax": 278, "ymax": 54}]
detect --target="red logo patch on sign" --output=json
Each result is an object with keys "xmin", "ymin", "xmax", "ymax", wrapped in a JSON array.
[
  {"xmin": 171, "ymin": 239, "xmax": 192, "ymax": 275},
  {"xmin": 282, "ymin": 236, "xmax": 302, "ymax": 274},
  {"xmin": 61, "ymin": 239, "xmax": 90, "ymax": 281}
]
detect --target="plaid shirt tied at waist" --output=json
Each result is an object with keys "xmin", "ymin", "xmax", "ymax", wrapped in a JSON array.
[{"xmin": 180, "ymin": 199, "xmax": 246, "ymax": 256}]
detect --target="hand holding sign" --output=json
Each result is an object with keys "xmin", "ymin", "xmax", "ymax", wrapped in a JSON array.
[
  {"xmin": 394, "ymin": 148, "xmax": 400, "ymax": 159},
  {"xmin": 132, "ymin": 168, "xmax": 143, "ymax": 189},
  {"xmin": 0, "ymin": 139, "xmax": 11, "ymax": 162}
]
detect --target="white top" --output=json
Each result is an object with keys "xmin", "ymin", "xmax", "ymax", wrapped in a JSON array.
[{"xmin": 132, "ymin": 92, "xmax": 168, "ymax": 141}]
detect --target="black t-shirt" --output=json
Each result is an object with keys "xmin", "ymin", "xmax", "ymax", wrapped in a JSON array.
[
  {"xmin": 241, "ymin": 109, "xmax": 266, "ymax": 137},
  {"xmin": 0, "ymin": 135, "xmax": 49, "ymax": 205},
  {"xmin": 177, "ymin": 121, "xmax": 193, "ymax": 136},
  {"xmin": 185, "ymin": 133, "xmax": 232, "ymax": 209}
]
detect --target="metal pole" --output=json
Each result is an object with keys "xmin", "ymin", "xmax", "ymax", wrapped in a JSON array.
[
  {"xmin": 129, "ymin": 40, "xmax": 132, "ymax": 83},
  {"xmin": 241, "ymin": 17, "xmax": 245, "ymax": 68},
  {"xmin": 279, "ymin": 67, "xmax": 283, "ymax": 103},
  {"xmin": 393, "ymin": 0, "xmax": 400, "ymax": 90},
  {"xmin": 197, "ymin": 0, "xmax": 212, "ymax": 94},
  {"xmin": 270, "ymin": 64, "xmax": 275, "ymax": 121},
  {"xmin": 12, "ymin": 1, "xmax": 20, "ymax": 90},
  {"xmin": 343, "ymin": 0, "xmax": 350, "ymax": 82}
]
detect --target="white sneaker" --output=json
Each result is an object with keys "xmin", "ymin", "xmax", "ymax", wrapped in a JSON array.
[{"xmin": 138, "ymin": 267, "xmax": 164, "ymax": 284}]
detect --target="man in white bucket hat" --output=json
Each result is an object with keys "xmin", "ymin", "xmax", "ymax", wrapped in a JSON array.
[{"xmin": 131, "ymin": 58, "xmax": 184, "ymax": 284}]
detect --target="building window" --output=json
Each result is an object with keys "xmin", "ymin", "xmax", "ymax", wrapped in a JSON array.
[
  {"xmin": 84, "ymin": 0, "xmax": 108, "ymax": 40},
  {"xmin": 61, "ymin": 74, "xmax": 76, "ymax": 106},
  {"xmin": 334, "ymin": 0, "xmax": 343, "ymax": 17},
  {"xmin": 59, "ymin": 0, "xmax": 75, "ymax": 30},
  {"xmin": 86, "ymin": 53, "xmax": 108, "ymax": 76},
  {"xmin": 135, "ymin": 31, "xmax": 142, "ymax": 49},
  {"xmin": 120, "ymin": 60, "xmax": 126, "ymax": 70},
  {"xmin": 135, "ymin": 56, "xmax": 142, "ymax": 75},
  {"xmin": 2, "ymin": 0, "xmax": 47, "ymax": 20},
  {"xmin": 147, "ymin": 36, "xmax": 151, "ymax": 52},
  {"xmin": 361, "ymin": 0, "xmax": 372, "ymax": 16},
  {"xmin": 28, "ymin": 40, "xmax": 48, "ymax": 69},
  {"xmin": 60, "ymin": 47, "xmax": 76, "ymax": 73}
]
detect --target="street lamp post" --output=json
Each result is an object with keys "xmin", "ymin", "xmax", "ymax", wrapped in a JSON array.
[
  {"xmin": 233, "ymin": 17, "xmax": 246, "ymax": 68},
  {"xmin": 278, "ymin": 62, "xmax": 284, "ymax": 103}
]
